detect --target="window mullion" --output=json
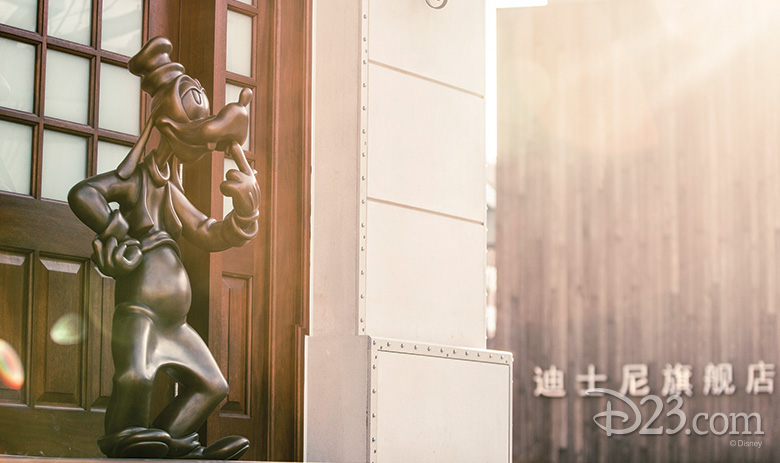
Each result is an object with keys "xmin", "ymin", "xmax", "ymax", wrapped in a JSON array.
[
  {"xmin": 93, "ymin": 0, "xmax": 102, "ymax": 50},
  {"xmin": 90, "ymin": 0, "xmax": 103, "ymax": 177},
  {"xmin": 33, "ymin": 0, "xmax": 49, "ymax": 199},
  {"xmin": 91, "ymin": 54, "xmax": 100, "ymax": 177},
  {"xmin": 0, "ymin": 26, "xmax": 43, "ymax": 43}
]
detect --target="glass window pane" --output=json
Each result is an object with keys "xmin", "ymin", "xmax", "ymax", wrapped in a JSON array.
[
  {"xmin": 225, "ymin": 83, "xmax": 250, "ymax": 150},
  {"xmin": 42, "ymin": 130, "xmax": 87, "ymax": 201},
  {"xmin": 99, "ymin": 63, "xmax": 140, "ymax": 135},
  {"xmin": 97, "ymin": 140, "xmax": 128, "ymax": 175},
  {"xmin": 45, "ymin": 50, "xmax": 90, "ymax": 124},
  {"xmin": 226, "ymin": 11, "xmax": 252, "ymax": 77},
  {"xmin": 0, "ymin": 120, "xmax": 33, "ymax": 195},
  {"xmin": 101, "ymin": 0, "xmax": 142, "ymax": 57},
  {"xmin": 0, "ymin": 0, "xmax": 37, "ymax": 32},
  {"xmin": 223, "ymin": 157, "xmax": 239, "ymax": 218},
  {"xmin": 0, "ymin": 38, "xmax": 35, "ymax": 113},
  {"xmin": 235, "ymin": 0, "xmax": 253, "ymax": 4},
  {"xmin": 47, "ymin": 0, "xmax": 92, "ymax": 45}
]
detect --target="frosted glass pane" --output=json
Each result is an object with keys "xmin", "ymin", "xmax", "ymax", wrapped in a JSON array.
[
  {"xmin": 0, "ymin": 38, "xmax": 35, "ymax": 113},
  {"xmin": 45, "ymin": 50, "xmax": 90, "ymax": 124},
  {"xmin": 223, "ymin": 157, "xmax": 238, "ymax": 218},
  {"xmin": 0, "ymin": 120, "xmax": 33, "ymax": 195},
  {"xmin": 101, "ymin": 0, "xmax": 142, "ymax": 57},
  {"xmin": 42, "ymin": 130, "xmax": 87, "ymax": 201},
  {"xmin": 225, "ymin": 83, "xmax": 250, "ymax": 150},
  {"xmin": 0, "ymin": 0, "xmax": 37, "ymax": 32},
  {"xmin": 97, "ymin": 141, "xmax": 128, "ymax": 174},
  {"xmin": 48, "ymin": 0, "xmax": 92, "ymax": 45},
  {"xmin": 226, "ymin": 11, "xmax": 252, "ymax": 76},
  {"xmin": 99, "ymin": 63, "xmax": 140, "ymax": 135}
]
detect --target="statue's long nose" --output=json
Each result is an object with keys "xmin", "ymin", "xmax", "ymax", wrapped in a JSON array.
[{"xmin": 158, "ymin": 88, "xmax": 253, "ymax": 149}]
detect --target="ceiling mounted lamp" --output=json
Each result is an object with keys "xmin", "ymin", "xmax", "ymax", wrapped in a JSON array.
[{"xmin": 425, "ymin": 0, "xmax": 448, "ymax": 9}]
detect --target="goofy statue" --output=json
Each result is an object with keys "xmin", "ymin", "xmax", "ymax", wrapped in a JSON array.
[{"xmin": 68, "ymin": 36, "xmax": 258, "ymax": 460}]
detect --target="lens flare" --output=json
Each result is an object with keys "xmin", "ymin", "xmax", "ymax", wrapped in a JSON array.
[
  {"xmin": 50, "ymin": 313, "xmax": 84, "ymax": 345},
  {"xmin": 0, "ymin": 339, "xmax": 24, "ymax": 390}
]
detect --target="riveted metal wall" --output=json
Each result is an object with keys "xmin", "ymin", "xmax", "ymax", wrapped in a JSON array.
[{"xmin": 369, "ymin": 338, "xmax": 512, "ymax": 462}]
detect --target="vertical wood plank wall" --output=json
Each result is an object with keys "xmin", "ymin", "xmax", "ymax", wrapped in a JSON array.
[{"xmin": 493, "ymin": 2, "xmax": 780, "ymax": 462}]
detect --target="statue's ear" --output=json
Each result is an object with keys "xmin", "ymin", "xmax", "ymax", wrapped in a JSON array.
[{"xmin": 117, "ymin": 114, "xmax": 156, "ymax": 179}]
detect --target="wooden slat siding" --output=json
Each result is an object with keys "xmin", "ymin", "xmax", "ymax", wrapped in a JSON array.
[{"xmin": 491, "ymin": 1, "xmax": 780, "ymax": 462}]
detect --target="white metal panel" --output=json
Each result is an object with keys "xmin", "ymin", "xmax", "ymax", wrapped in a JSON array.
[
  {"xmin": 370, "ymin": 339, "xmax": 512, "ymax": 463},
  {"xmin": 310, "ymin": 0, "xmax": 363, "ymax": 337},
  {"xmin": 367, "ymin": 63, "xmax": 485, "ymax": 222},
  {"xmin": 368, "ymin": 0, "xmax": 486, "ymax": 95},
  {"xmin": 366, "ymin": 201, "xmax": 486, "ymax": 347},
  {"xmin": 305, "ymin": 336, "xmax": 371, "ymax": 462}
]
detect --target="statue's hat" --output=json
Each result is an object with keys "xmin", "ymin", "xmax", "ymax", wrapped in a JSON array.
[
  {"xmin": 118, "ymin": 37, "xmax": 186, "ymax": 179},
  {"xmin": 128, "ymin": 36, "xmax": 184, "ymax": 96}
]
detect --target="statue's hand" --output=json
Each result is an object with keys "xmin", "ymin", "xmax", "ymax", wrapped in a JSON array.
[
  {"xmin": 92, "ymin": 236, "xmax": 142, "ymax": 277},
  {"xmin": 220, "ymin": 141, "xmax": 260, "ymax": 218}
]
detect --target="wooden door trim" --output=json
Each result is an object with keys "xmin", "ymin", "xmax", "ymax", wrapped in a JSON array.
[{"xmin": 265, "ymin": 1, "xmax": 312, "ymax": 460}]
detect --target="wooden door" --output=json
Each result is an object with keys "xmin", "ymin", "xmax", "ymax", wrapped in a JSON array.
[
  {"xmin": 0, "ymin": 0, "xmax": 150, "ymax": 455},
  {"xmin": 0, "ymin": 0, "xmax": 309, "ymax": 459}
]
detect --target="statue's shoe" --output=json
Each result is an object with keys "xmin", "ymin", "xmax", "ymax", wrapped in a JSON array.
[
  {"xmin": 180, "ymin": 436, "xmax": 250, "ymax": 460},
  {"xmin": 98, "ymin": 426, "xmax": 172, "ymax": 458},
  {"xmin": 165, "ymin": 432, "xmax": 201, "ymax": 457}
]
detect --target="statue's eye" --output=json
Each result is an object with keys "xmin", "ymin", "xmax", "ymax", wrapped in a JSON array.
[
  {"xmin": 189, "ymin": 88, "xmax": 202, "ymax": 105},
  {"xmin": 182, "ymin": 87, "xmax": 209, "ymax": 120}
]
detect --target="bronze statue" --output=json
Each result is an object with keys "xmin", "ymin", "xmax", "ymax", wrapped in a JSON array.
[{"xmin": 68, "ymin": 37, "xmax": 258, "ymax": 460}]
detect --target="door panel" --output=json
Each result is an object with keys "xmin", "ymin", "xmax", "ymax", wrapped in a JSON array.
[
  {"xmin": 218, "ymin": 273, "xmax": 252, "ymax": 417},
  {"xmin": 0, "ymin": 248, "xmax": 29, "ymax": 406},
  {"xmin": 87, "ymin": 272, "xmax": 115, "ymax": 411},
  {"xmin": 33, "ymin": 256, "xmax": 86, "ymax": 409}
]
